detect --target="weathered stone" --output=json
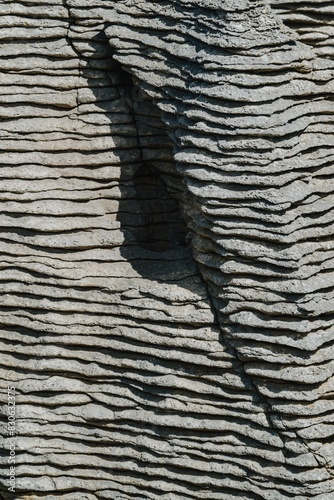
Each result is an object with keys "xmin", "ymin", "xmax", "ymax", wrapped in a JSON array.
[{"xmin": 0, "ymin": 0, "xmax": 334, "ymax": 499}]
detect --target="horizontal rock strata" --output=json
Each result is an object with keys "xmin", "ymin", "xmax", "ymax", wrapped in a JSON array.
[
  {"xmin": 101, "ymin": 0, "xmax": 334, "ymax": 497},
  {"xmin": 0, "ymin": 0, "xmax": 333, "ymax": 499}
]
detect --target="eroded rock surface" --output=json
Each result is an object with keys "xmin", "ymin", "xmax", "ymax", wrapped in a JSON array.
[{"xmin": 0, "ymin": 1, "xmax": 333, "ymax": 499}]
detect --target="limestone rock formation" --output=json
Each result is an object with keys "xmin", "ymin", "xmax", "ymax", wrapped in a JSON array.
[{"xmin": 0, "ymin": 1, "xmax": 333, "ymax": 499}]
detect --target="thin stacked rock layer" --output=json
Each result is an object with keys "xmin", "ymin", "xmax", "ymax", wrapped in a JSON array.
[
  {"xmin": 270, "ymin": 0, "xmax": 334, "ymax": 56},
  {"xmin": 0, "ymin": 0, "xmax": 333, "ymax": 499},
  {"xmin": 102, "ymin": 0, "xmax": 333, "ymax": 494}
]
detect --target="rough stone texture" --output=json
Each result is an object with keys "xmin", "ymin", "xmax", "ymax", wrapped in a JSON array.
[{"xmin": 0, "ymin": 0, "xmax": 333, "ymax": 499}]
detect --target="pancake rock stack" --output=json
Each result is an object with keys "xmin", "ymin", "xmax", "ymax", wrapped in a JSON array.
[{"xmin": 0, "ymin": 0, "xmax": 333, "ymax": 499}]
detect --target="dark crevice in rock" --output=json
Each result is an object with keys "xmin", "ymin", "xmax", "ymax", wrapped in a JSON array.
[{"xmin": 128, "ymin": 163, "xmax": 187, "ymax": 253}]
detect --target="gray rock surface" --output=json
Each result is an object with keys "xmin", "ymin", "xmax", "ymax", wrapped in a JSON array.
[{"xmin": 0, "ymin": 0, "xmax": 333, "ymax": 499}]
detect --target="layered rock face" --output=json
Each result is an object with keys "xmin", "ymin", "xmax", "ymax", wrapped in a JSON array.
[{"xmin": 0, "ymin": 0, "xmax": 333, "ymax": 499}]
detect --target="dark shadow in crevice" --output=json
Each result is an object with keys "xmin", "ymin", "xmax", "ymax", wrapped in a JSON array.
[
  {"xmin": 129, "ymin": 162, "xmax": 187, "ymax": 253},
  {"xmin": 71, "ymin": 24, "xmax": 211, "ymax": 296}
]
